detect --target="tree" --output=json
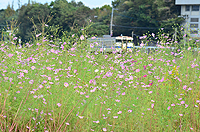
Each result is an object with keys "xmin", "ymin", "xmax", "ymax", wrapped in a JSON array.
[
  {"xmin": 17, "ymin": 2, "xmax": 51, "ymax": 42},
  {"xmin": 87, "ymin": 22, "xmax": 109, "ymax": 37},
  {"xmin": 73, "ymin": 6, "xmax": 91, "ymax": 27},
  {"xmin": 3, "ymin": 4, "xmax": 15, "ymax": 18},
  {"xmin": 112, "ymin": 0, "xmax": 182, "ymax": 37},
  {"xmin": 0, "ymin": 9, "xmax": 5, "ymax": 23},
  {"xmin": 86, "ymin": 5, "xmax": 112, "ymax": 37},
  {"xmin": 49, "ymin": 0, "xmax": 76, "ymax": 36}
]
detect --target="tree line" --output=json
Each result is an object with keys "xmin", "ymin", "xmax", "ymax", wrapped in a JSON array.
[{"xmin": 0, "ymin": 0, "xmax": 184, "ymax": 43}]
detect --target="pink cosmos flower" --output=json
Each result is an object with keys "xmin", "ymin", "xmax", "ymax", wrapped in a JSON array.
[
  {"xmin": 185, "ymin": 104, "xmax": 188, "ymax": 108},
  {"xmin": 167, "ymin": 106, "xmax": 170, "ymax": 110},
  {"xmin": 93, "ymin": 120, "xmax": 99, "ymax": 123},
  {"xmin": 31, "ymin": 66, "xmax": 35, "ymax": 70},
  {"xmin": 8, "ymin": 53, "xmax": 14, "ymax": 57},
  {"xmin": 151, "ymin": 103, "xmax": 154, "ymax": 108},
  {"xmin": 29, "ymin": 80, "xmax": 34, "ymax": 84},
  {"xmin": 71, "ymin": 48, "xmax": 75, "ymax": 51},
  {"xmin": 115, "ymin": 99, "xmax": 120, "ymax": 102},
  {"xmin": 181, "ymin": 101, "xmax": 185, "ymax": 104},
  {"xmin": 117, "ymin": 111, "xmax": 122, "ymax": 114},
  {"xmin": 103, "ymin": 128, "xmax": 107, "ymax": 131},
  {"xmin": 66, "ymin": 123, "xmax": 70, "ymax": 125},
  {"xmin": 102, "ymin": 84, "xmax": 107, "ymax": 87},
  {"xmin": 131, "ymin": 60, "xmax": 137, "ymax": 63},
  {"xmin": 113, "ymin": 116, "xmax": 118, "ymax": 118},
  {"xmin": 149, "ymin": 91, "xmax": 153, "ymax": 94},
  {"xmin": 158, "ymin": 77, "xmax": 164, "ymax": 82},
  {"xmin": 136, "ymin": 69, "xmax": 140, "ymax": 72},
  {"xmin": 128, "ymin": 110, "xmax": 132, "ymax": 113},
  {"xmin": 149, "ymin": 82, "xmax": 153, "ymax": 86},
  {"xmin": 64, "ymin": 82, "xmax": 69, "ymax": 87},
  {"xmin": 119, "ymin": 75, "xmax": 124, "ymax": 78},
  {"xmin": 80, "ymin": 35, "xmax": 84, "ymax": 40},
  {"xmin": 78, "ymin": 116, "xmax": 84, "ymax": 119},
  {"xmin": 171, "ymin": 104, "xmax": 175, "ymax": 106},
  {"xmin": 39, "ymin": 85, "xmax": 43, "ymax": 88},
  {"xmin": 91, "ymin": 36, "xmax": 96, "ymax": 39},
  {"xmin": 143, "ymin": 65, "xmax": 148, "ymax": 70},
  {"xmin": 187, "ymin": 87, "xmax": 192, "ymax": 91},
  {"xmin": 57, "ymin": 103, "xmax": 61, "ymax": 107}
]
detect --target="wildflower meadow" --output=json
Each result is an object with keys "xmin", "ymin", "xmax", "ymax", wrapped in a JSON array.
[{"xmin": 0, "ymin": 22, "xmax": 200, "ymax": 131}]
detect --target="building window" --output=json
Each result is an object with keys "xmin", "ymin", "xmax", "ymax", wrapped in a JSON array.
[
  {"xmin": 190, "ymin": 30, "xmax": 198, "ymax": 34},
  {"xmin": 185, "ymin": 6, "xmax": 190, "ymax": 11},
  {"xmin": 192, "ymin": 6, "xmax": 199, "ymax": 11},
  {"xmin": 190, "ymin": 24, "xmax": 198, "ymax": 28},
  {"xmin": 191, "ymin": 18, "xmax": 199, "ymax": 22}
]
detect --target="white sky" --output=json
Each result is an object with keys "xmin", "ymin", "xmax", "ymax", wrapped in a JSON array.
[{"xmin": 0, "ymin": 0, "xmax": 112, "ymax": 10}]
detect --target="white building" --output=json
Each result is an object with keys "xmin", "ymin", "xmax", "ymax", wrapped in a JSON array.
[{"xmin": 175, "ymin": 0, "xmax": 200, "ymax": 37}]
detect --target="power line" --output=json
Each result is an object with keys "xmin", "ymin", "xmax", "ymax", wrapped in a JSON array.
[
  {"xmin": 113, "ymin": 25, "xmax": 173, "ymax": 30},
  {"xmin": 114, "ymin": 13, "xmax": 183, "ymax": 23},
  {"xmin": 0, "ymin": 25, "xmax": 10, "ymax": 26}
]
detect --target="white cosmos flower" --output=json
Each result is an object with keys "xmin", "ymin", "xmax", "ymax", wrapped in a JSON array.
[
  {"xmin": 95, "ymin": 69, "xmax": 99, "ymax": 72},
  {"xmin": 78, "ymin": 116, "xmax": 84, "ymax": 119}
]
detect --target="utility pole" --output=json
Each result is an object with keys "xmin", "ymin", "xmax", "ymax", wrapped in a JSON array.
[
  {"xmin": 174, "ymin": 28, "xmax": 177, "ymax": 42},
  {"xmin": 132, "ymin": 31, "xmax": 134, "ymax": 39},
  {"xmin": 12, "ymin": 0, "xmax": 14, "ymax": 10},
  {"xmin": 18, "ymin": 0, "xmax": 20, "ymax": 9},
  {"xmin": 184, "ymin": 15, "xmax": 189, "ymax": 48},
  {"xmin": 110, "ymin": 7, "xmax": 114, "ymax": 37}
]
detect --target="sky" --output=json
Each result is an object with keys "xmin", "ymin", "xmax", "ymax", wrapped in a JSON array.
[{"xmin": 0, "ymin": 0, "xmax": 112, "ymax": 10}]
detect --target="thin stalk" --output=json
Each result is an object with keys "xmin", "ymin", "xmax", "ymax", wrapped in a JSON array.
[{"xmin": 56, "ymin": 98, "xmax": 82, "ymax": 132}]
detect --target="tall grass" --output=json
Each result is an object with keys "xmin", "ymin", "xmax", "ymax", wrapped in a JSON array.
[{"xmin": 0, "ymin": 21, "xmax": 200, "ymax": 132}]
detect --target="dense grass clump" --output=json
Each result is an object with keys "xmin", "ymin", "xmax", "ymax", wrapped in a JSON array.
[{"xmin": 0, "ymin": 25, "xmax": 200, "ymax": 131}]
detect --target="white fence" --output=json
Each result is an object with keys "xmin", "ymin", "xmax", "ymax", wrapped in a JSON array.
[{"xmin": 87, "ymin": 38, "xmax": 200, "ymax": 54}]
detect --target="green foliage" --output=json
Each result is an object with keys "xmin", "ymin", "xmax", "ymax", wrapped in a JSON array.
[
  {"xmin": 17, "ymin": 3, "xmax": 51, "ymax": 42},
  {"xmin": 3, "ymin": 4, "xmax": 15, "ymax": 18},
  {"xmin": 0, "ymin": 28, "xmax": 199, "ymax": 131},
  {"xmin": 0, "ymin": 0, "xmax": 186, "ymax": 44},
  {"xmin": 49, "ymin": 0, "xmax": 76, "ymax": 34},
  {"xmin": 0, "ymin": 6, "xmax": 17, "ymax": 40},
  {"xmin": 113, "ymin": 0, "xmax": 182, "ymax": 37},
  {"xmin": 73, "ymin": 6, "xmax": 91, "ymax": 27},
  {"xmin": 87, "ymin": 22, "xmax": 109, "ymax": 37}
]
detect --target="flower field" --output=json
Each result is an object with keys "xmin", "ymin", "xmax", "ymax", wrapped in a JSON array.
[{"xmin": 0, "ymin": 29, "xmax": 200, "ymax": 131}]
